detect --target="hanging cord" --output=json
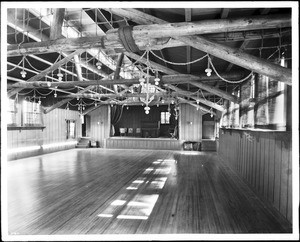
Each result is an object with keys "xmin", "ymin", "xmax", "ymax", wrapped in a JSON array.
[
  {"xmin": 7, "ymin": 58, "xmax": 24, "ymax": 72},
  {"xmin": 35, "ymin": 88, "xmax": 54, "ymax": 96},
  {"xmin": 18, "ymin": 89, "xmax": 35, "ymax": 96},
  {"xmin": 208, "ymin": 55, "xmax": 253, "ymax": 84},
  {"xmin": 149, "ymin": 49, "xmax": 208, "ymax": 66}
]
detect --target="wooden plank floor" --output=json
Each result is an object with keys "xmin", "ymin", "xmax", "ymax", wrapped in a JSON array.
[{"xmin": 6, "ymin": 149, "xmax": 292, "ymax": 235}]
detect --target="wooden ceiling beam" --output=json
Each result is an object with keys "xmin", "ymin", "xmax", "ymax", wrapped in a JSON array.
[
  {"xmin": 220, "ymin": 8, "xmax": 230, "ymax": 19},
  {"xmin": 225, "ymin": 8, "xmax": 271, "ymax": 73},
  {"xmin": 177, "ymin": 97, "xmax": 216, "ymax": 115},
  {"xmin": 105, "ymin": 8, "xmax": 292, "ymax": 85},
  {"xmin": 166, "ymin": 84, "xmax": 225, "ymax": 112},
  {"xmin": 7, "ymin": 49, "xmax": 84, "ymax": 98},
  {"xmin": 44, "ymin": 86, "xmax": 94, "ymax": 114},
  {"xmin": 7, "ymin": 13, "xmax": 291, "ymax": 56},
  {"xmin": 8, "ymin": 72, "xmax": 249, "ymax": 89},
  {"xmin": 113, "ymin": 53, "xmax": 125, "ymax": 93},
  {"xmin": 185, "ymin": 8, "xmax": 192, "ymax": 74},
  {"xmin": 50, "ymin": 8, "xmax": 65, "ymax": 40},
  {"xmin": 7, "ymin": 13, "xmax": 109, "ymax": 79}
]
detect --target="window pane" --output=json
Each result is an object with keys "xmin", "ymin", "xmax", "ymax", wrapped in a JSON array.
[
  {"xmin": 23, "ymin": 100, "xmax": 42, "ymax": 126},
  {"xmin": 161, "ymin": 112, "xmax": 166, "ymax": 124},
  {"xmin": 8, "ymin": 99, "xmax": 17, "ymax": 125},
  {"xmin": 166, "ymin": 112, "xmax": 170, "ymax": 124}
]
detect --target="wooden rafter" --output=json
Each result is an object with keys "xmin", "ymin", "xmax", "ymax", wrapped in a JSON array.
[
  {"xmin": 177, "ymin": 97, "xmax": 216, "ymax": 115},
  {"xmin": 7, "ymin": 49, "xmax": 84, "ymax": 98},
  {"xmin": 44, "ymin": 86, "xmax": 94, "ymax": 114},
  {"xmin": 7, "ymin": 71, "xmax": 250, "ymax": 89},
  {"xmin": 104, "ymin": 8, "xmax": 292, "ymax": 85},
  {"xmin": 8, "ymin": 13, "xmax": 291, "ymax": 56},
  {"xmin": 185, "ymin": 8, "xmax": 192, "ymax": 74},
  {"xmin": 50, "ymin": 8, "xmax": 65, "ymax": 40},
  {"xmin": 166, "ymin": 84, "xmax": 225, "ymax": 112}
]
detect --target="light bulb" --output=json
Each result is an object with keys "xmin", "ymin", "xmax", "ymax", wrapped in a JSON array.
[
  {"xmin": 139, "ymin": 77, "xmax": 145, "ymax": 85},
  {"xmin": 96, "ymin": 62, "xmax": 102, "ymax": 69},
  {"xmin": 46, "ymin": 82, "xmax": 52, "ymax": 87},
  {"xmin": 157, "ymin": 104, "xmax": 159, "ymax": 107},
  {"xmin": 196, "ymin": 100, "xmax": 199, "ymax": 104},
  {"xmin": 54, "ymin": 92, "xmax": 57, "ymax": 98},
  {"xmin": 83, "ymin": 106, "xmax": 85, "ymax": 110},
  {"xmin": 126, "ymin": 106, "xmax": 129, "ymax": 110},
  {"xmin": 57, "ymin": 72, "xmax": 63, "ymax": 81},
  {"xmin": 161, "ymin": 99, "xmax": 165, "ymax": 104},
  {"xmin": 95, "ymin": 103, "xmax": 97, "ymax": 107},
  {"xmin": 20, "ymin": 70, "xmax": 27, "ymax": 78},
  {"xmin": 154, "ymin": 77, "xmax": 160, "ymax": 85},
  {"xmin": 210, "ymin": 113, "xmax": 213, "ymax": 118},
  {"xmin": 38, "ymin": 100, "xmax": 41, "ymax": 105},
  {"xmin": 205, "ymin": 68, "xmax": 212, "ymax": 77},
  {"xmin": 145, "ymin": 110, "xmax": 149, "ymax": 114}
]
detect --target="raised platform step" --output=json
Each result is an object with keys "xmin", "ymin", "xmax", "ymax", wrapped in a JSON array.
[
  {"xmin": 76, "ymin": 137, "xmax": 91, "ymax": 148},
  {"xmin": 105, "ymin": 137, "xmax": 182, "ymax": 150}
]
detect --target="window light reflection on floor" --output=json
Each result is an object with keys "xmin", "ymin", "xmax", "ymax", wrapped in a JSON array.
[
  {"xmin": 116, "ymin": 215, "xmax": 148, "ymax": 220},
  {"xmin": 111, "ymin": 200, "xmax": 126, "ymax": 206},
  {"xmin": 98, "ymin": 214, "xmax": 113, "ymax": 218}
]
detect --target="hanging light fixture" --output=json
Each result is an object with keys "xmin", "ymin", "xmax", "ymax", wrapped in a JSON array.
[
  {"xmin": 196, "ymin": 90, "xmax": 200, "ymax": 104},
  {"xmin": 20, "ymin": 56, "xmax": 27, "ymax": 78},
  {"xmin": 139, "ymin": 76, "xmax": 145, "ymax": 86},
  {"xmin": 96, "ymin": 62, "xmax": 102, "ymax": 69},
  {"xmin": 154, "ymin": 70, "xmax": 160, "ymax": 85},
  {"xmin": 144, "ymin": 106, "xmax": 150, "ymax": 114},
  {"xmin": 205, "ymin": 56, "xmax": 212, "ymax": 77},
  {"xmin": 54, "ymin": 90, "xmax": 57, "ymax": 98},
  {"xmin": 57, "ymin": 69, "xmax": 63, "ymax": 81}
]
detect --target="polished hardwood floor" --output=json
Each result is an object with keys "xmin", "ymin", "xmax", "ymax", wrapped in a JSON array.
[{"xmin": 6, "ymin": 149, "xmax": 292, "ymax": 235}]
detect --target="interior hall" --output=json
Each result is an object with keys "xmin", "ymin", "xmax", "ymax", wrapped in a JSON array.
[{"xmin": 1, "ymin": 2, "xmax": 299, "ymax": 241}]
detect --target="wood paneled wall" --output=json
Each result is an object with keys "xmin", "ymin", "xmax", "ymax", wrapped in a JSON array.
[
  {"xmin": 218, "ymin": 128, "xmax": 292, "ymax": 223},
  {"xmin": 115, "ymin": 105, "xmax": 171, "ymax": 137},
  {"xmin": 179, "ymin": 103, "xmax": 202, "ymax": 141},
  {"xmin": 87, "ymin": 105, "xmax": 110, "ymax": 148},
  {"xmin": 7, "ymin": 108, "xmax": 81, "ymax": 160}
]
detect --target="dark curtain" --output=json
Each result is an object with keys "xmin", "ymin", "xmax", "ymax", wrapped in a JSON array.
[{"xmin": 110, "ymin": 105, "xmax": 124, "ymax": 136}]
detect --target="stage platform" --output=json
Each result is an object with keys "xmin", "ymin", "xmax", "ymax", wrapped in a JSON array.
[{"xmin": 105, "ymin": 137, "xmax": 183, "ymax": 150}]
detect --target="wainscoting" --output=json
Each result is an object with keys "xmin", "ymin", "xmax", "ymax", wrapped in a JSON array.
[
  {"xmin": 105, "ymin": 137, "xmax": 183, "ymax": 150},
  {"xmin": 218, "ymin": 128, "xmax": 292, "ymax": 224}
]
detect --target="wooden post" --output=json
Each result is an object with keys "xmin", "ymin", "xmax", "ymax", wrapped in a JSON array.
[
  {"xmin": 50, "ymin": 8, "xmax": 65, "ymax": 40},
  {"xmin": 113, "ymin": 53, "xmax": 125, "ymax": 93}
]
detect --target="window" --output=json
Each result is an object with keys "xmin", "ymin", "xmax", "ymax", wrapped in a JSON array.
[
  {"xmin": 22, "ymin": 100, "xmax": 43, "ymax": 126},
  {"xmin": 66, "ymin": 120, "xmax": 76, "ymax": 139},
  {"xmin": 160, "ymin": 112, "xmax": 170, "ymax": 124},
  {"xmin": 7, "ymin": 98, "xmax": 17, "ymax": 126}
]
